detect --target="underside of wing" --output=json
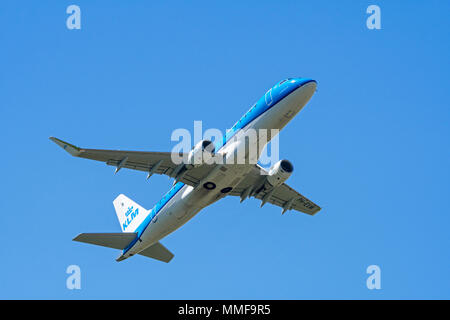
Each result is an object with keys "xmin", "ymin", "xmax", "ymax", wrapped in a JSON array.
[
  {"xmin": 50, "ymin": 137, "xmax": 321, "ymax": 215},
  {"xmin": 230, "ymin": 165, "xmax": 321, "ymax": 215},
  {"xmin": 255, "ymin": 183, "xmax": 321, "ymax": 215},
  {"xmin": 50, "ymin": 137, "xmax": 213, "ymax": 187}
]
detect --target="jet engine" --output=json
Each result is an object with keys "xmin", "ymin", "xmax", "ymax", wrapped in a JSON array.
[
  {"xmin": 266, "ymin": 160, "xmax": 294, "ymax": 187},
  {"xmin": 187, "ymin": 140, "xmax": 215, "ymax": 167}
]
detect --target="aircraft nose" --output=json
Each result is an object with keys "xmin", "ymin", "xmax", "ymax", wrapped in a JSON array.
[
  {"xmin": 295, "ymin": 78, "xmax": 317, "ymax": 88},
  {"xmin": 295, "ymin": 78, "xmax": 317, "ymax": 102},
  {"xmin": 306, "ymin": 79, "xmax": 317, "ymax": 91},
  {"xmin": 295, "ymin": 78, "xmax": 317, "ymax": 95}
]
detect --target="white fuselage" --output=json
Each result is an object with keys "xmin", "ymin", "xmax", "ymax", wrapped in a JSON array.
[{"xmin": 121, "ymin": 81, "xmax": 316, "ymax": 259}]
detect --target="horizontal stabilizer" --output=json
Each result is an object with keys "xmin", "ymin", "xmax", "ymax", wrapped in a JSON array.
[
  {"xmin": 138, "ymin": 242, "xmax": 174, "ymax": 263},
  {"xmin": 73, "ymin": 232, "xmax": 137, "ymax": 250}
]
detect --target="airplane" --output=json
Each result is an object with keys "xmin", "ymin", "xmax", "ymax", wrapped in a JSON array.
[{"xmin": 50, "ymin": 77, "xmax": 321, "ymax": 263}]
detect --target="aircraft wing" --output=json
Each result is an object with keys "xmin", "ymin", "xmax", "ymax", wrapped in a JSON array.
[
  {"xmin": 49, "ymin": 137, "xmax": 213, "ymax": 187},
  {"xmin": 230, "ymin": 165, "xmax": 321, "ymax": 215}
]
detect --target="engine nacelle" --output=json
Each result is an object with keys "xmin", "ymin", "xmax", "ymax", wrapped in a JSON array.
[
  {"xmin": 266, "ymin": 160, "xmax": 294, "ymax": 187},
  {"xmin": 187, "ymin": 140, "xmax": 215, "ymax": 167}
]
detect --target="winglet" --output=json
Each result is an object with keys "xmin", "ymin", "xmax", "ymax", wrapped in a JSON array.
[{"xmin": 49, "ymin": 137, "xmax": 82, "ymax": 157}]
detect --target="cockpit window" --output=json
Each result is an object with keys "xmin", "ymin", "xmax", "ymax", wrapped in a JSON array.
[{"xmin": 279, "ymin": 79, "xmax": 287, "ymax": 85}]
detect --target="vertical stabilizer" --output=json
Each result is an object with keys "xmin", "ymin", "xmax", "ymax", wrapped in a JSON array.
[{"xmin": 113, "ymin": 194, "xmax": 149, "ymax": 232}]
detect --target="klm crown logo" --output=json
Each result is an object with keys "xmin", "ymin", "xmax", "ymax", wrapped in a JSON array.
[{"xmin": 122, "ymin": 206, "xmax": 139, "ymax": 230}]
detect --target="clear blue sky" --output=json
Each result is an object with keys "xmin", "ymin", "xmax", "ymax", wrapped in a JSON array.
[{"xmin": 1, "ymin": 1, "xmax": 449, "ymax": 299}]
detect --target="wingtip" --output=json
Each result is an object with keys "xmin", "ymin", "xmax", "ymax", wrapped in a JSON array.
[
  {"xmin": 50, "ymin": 137, "xmax": 81, "ymax": 156},
  {"xmin": 310, "ymin": 206, "xmax": 322, "ymax": 216},
  {"xmin": 72, "ymin": 233, "xmax": 84, "ymax": 242}
]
